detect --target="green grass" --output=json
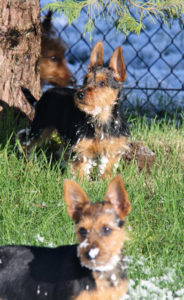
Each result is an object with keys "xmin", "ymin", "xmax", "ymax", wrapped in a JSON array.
[{"xmin": 0, "ymin": 113, "xmax": 184, "ymax": 298}]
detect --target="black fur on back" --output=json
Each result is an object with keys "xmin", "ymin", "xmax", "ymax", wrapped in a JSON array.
[
  {"xmin": 23, "ymin": 87, "xmax": 129, "ymax": 147},
  {"xmin": 0, "ymin": 244, "xmax": 95, "ymax": 300}
]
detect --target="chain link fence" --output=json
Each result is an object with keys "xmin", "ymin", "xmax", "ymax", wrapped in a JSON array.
[{"xmin": 43, "ymin": 5, "xmax": 184, "ymax": 117}]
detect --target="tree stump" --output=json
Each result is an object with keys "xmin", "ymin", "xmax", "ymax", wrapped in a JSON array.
[{"xmin": 0, "ymin": 0, "xmax": 41, "ymax": 119}]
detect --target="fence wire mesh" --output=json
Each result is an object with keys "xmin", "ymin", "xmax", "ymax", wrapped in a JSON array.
[{"xmin": 43, "ymin": 5, "xmax": 184, "ymax": 117}]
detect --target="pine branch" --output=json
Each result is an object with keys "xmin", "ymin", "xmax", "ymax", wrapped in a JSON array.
[{"xmin": 42, "ymin": 0, "xmax": 184, "ymax": 35}]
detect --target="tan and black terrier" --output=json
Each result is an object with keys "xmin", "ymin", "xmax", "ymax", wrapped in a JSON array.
[
  {"xmin": 0, "ymin": 176, "xmax": 131, "ymax": 300},
  {"xmin": 18, "ymin": 41, "xmax": 129, "ymax": 178}
]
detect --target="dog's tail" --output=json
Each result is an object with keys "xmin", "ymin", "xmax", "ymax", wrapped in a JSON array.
[{"xmin": 21, "ymin": 87, "xmax": 37, "ymax": 107}]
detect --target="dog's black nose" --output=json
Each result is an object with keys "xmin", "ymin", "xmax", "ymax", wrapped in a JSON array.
[
  {"xmin": 77, "ymin": 91, "xmax": 85, "ymax": 100},
  {"xmin": 70, "ymin": 76, "xmax": 76, "ymax": 86}
]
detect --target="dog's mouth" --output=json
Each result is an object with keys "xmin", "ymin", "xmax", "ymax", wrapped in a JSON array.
[
  {"xmin": 74, "ymin": 92, "xmax": 103, "ymax": 117},
  {"xmin": 79, "ymin": 253, "xmax": 120, "ymax": 272},
  {"xmin": 77, "ymin": 244, "xmax": 120, "ymax": 272}
]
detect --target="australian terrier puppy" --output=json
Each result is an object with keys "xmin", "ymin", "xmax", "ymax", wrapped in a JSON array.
[
  {"xmin": 17, "ymin": 41, "xmax": 129, "ymax": 178},
  {"xmin": 0, "ymin": 176, "xmax": 131, "ymax": 300},
  {"xmin": 41, "ymin": 11, "xmax": 76, "ymax": 87}
]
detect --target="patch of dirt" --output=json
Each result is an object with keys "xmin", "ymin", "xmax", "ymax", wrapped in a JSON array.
[{"xmin": 123, "ymin": 141, "xmax": 155, "ymax": 173}]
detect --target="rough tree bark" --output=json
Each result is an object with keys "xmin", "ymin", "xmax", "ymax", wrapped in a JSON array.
[{"xmin": 0, "ymin": 0, "xmax": 41, "ymax": 119}]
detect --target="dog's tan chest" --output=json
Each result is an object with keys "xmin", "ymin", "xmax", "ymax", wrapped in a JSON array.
[
  {"xmin": 72, "ymin": 136, "xmax": 129, "ymax": 177},
  {"xmin": 74, "ymin": 275, "xmax": 128, "ymax": 300}
]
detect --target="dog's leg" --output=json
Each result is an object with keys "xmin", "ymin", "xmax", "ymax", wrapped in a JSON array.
[
  {"xmin": 71, "ymin": 139, "xmax": 96, "ymax": 178},
  {"xmin": 17, "ymin": 127, "xmax": 54, "ymax": 155},
  {"xmin": 71, "ymin": 157, "xmax": 96, "ymax": 179},
  {"xmin": 99, "ymin": 154, "xmax": 122, "ymax": 179}
]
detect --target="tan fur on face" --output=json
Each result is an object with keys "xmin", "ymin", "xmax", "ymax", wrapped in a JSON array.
[
  {"xmin": 40, "ymin": 56, "xmax": 71, "ymax": 86},
  {"xmin": 75, "ymin": 43, "xmax": 126, "ymax": 124},
  {"xmin": 76, "ymin": 203, "xmax": 126, "ymax": 270},
  {"xmin": 75, "ymin": 73, "xmax": 119, "ymax": 124},
  {"xmin": 40, "ymin": 37, "xmax": 73, "ymax": 86}
]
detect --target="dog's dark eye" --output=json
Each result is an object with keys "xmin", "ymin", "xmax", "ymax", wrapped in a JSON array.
[
  {"xmin": 78, "ymin": 227, "xmax": 88, "ymax": 238},
  {"xmin": 50, "ymin": 56, "xmax": 58, "ymax": 62},
  {"xmin": 99, "ymin": 81, "xmax": 105, "ymax": 87},
  {"xmin": 101, "ymin": 226, "xmax": 112, "ymax": 236}
]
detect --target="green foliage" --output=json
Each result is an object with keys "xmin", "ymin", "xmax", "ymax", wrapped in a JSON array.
[{"xmin": 42, "ymin": 0, "xmax": 184, "ymax": 35}]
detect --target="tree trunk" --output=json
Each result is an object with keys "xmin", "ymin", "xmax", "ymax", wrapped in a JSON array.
[{"xmin": 0, "ymin": 0, "xmax": 41, "ymax": 119}]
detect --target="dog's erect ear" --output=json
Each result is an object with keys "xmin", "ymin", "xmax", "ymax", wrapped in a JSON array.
[
  {"xmin": 64, "ymin": 180, "xmax": 89, "ymax": 221},
  {"xmin": 88, "ymin": 41, "xmax": 104, "ymax": 69},
  {"xmin": 104, "ymin": 176, "xmax": 131, "ymax": 218},
  {"xmin": 42, "ymin": 10, "xmax": 53, "ymax": 34},
  {"xmin": 109, "ymin": 47, "xmax": 126, "ymax": 82}
]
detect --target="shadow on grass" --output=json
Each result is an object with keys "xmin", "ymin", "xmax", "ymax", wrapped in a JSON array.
[{"xmin": 0, "ymin": 99, "xmax": 30, "ymax": 148}]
